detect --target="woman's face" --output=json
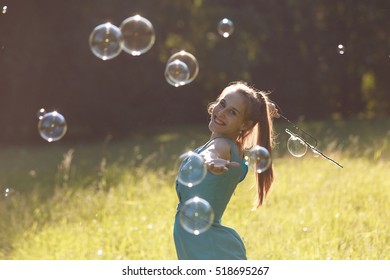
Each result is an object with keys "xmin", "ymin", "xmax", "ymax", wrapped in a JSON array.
[{"xmin": 208, "ymin": 88, "xmax": 248, "ymax": 139}]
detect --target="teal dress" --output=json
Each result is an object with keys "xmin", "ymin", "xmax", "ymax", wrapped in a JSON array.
[{"xmin": 174, "ymin": 137, "xmax": 248, "ymax": 260}]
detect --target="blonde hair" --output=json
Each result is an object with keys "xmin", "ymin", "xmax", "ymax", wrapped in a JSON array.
[{"xmin": 208, "ymin": 81, "xmax": 275, "ymax": 207}]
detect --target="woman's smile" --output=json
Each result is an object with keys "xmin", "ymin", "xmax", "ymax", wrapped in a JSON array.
[{"xmin": 213, "ymin": 115, "xmax": 226, "ymax": 126}]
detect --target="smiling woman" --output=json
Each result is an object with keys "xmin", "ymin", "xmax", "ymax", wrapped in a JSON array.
[{"xmin": 173, "ymin": 81, "xmax": 277, "ymax": 260}]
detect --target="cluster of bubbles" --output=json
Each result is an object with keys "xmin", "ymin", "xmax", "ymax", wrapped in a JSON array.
[
  {"xmin": 89, "ymin": 16, "xmax": 236, "ymax": 88},
  {"xmin": 176, "ymin": 145, "xmax": 271, "ymax": 235},
  {"xmin": 89, "ymin": 15, "xmax": 155, "ymax": 60},
  {"xmin": 175, "ymin": 151, "xmax": 212, "ymax": 235},
  {"xmin": 37, "ymin": 108, "xmax": 67, "ymax": 142},
  {"xmin": 34, "ymin": 17, "xmax": 235, "ymax": 143},
  {"xmin": 165, "ymin": 51, "xmax": 199, "ymax": 87}
]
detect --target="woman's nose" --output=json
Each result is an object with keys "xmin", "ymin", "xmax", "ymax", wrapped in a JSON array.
[{"xmin": 216, "ymin": 108, "xmax": 226, "ymax": 118}]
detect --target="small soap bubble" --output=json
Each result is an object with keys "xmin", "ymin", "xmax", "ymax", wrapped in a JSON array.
[
  {"xmin": 337, "ymin": 44, "xmax": 345, "ymax": 55},
  {"xmin": 165, "ymin": 51, "xmax": 199, "ymax": 87},
  {"xmin": 89, "ymin": 22, "xmax": 123, "ymax": 60},
  {"xmin": 164, "ymin": 59, "xmax": 191, "ymax": 87},
  {"xmin": 29, "ymin": 170, "xmax": 37, "ymax": 178},
  {"xmin": 287, "ymin": 136, "xmax": 308, "ymax": 157},
  {"xmin": 217, "ymin": 18, "xmax": 234, "ymax": 38},
  {"xmin": 179, "ymin": 197, "xmax": 214, "ymax": 235},
  {"xmin": 120, "ymin": 15, "xmax": 155, "ymax": 56},
  {"xmin": 3, "ymin": 187, "xmax": 13, "ymax": 198},
  {"xmin": 37, "ymin": 108, "xmax": 46, "ymax": 120},
  {"xmin": 38, "ymin": 110, "xmax": 67, "ymax": 142},
  {"xmin": 244, "ymin": 146, "xmax": 271, "ymax": 173},
  {"xmin": 2, "ymin": 6, "xmax": 7, "ymax": 14},
  {"xmin": 175, "ymin": 151, "xmax": 207, "ymax": 187},
  {"xmin": 97, "ymin": 249, "xmax": 103, "ymax": 255}
]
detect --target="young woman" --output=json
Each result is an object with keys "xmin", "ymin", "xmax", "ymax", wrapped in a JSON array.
[{"xmin": 174, "ymin": 81, "xmax": 276, "ymax": 260}]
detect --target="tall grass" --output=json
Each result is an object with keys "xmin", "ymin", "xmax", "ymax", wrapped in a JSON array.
[{"xmin": 0, "ymin": 119, "xmax": 389, "ymax": 259}]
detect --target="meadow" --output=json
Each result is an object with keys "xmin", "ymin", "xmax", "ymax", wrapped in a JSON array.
[{"xmin": 0, "ymin": 119, "xmax": 389, "ymax": 260}]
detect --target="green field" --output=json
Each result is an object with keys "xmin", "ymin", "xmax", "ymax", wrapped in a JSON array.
[{"xmin": 0, "ymin": 119, "xmax": 389, "ymax": 260}]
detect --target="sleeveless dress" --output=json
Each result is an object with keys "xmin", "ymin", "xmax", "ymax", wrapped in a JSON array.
[{"xmin": 173, "ymin": 137, "xmax": 248, "ymax": 260}]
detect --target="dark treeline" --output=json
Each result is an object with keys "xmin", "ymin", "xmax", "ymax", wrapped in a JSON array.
[{"xmin": 0, "ymin": 0, "xmax": 389, "ymax": 144}]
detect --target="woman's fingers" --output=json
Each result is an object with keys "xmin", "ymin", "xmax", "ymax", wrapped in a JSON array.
[
  {"xmin": 226, "ymin": 161, "xmax": 240, "ymax": 167},
  {"xmin": 206, "ymin": 159, "xmax": 239, "ymax": 174}
]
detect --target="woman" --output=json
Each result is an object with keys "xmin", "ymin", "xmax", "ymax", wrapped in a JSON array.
[{"xmin": 174, "ymin": 81, "xmax": 276, "ymax": 259}]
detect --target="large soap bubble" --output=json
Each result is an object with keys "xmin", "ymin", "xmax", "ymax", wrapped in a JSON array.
[
  {"xmin": 165, "ymin": 59, "xmax": 191, "ymax": 87},
  {"xmin": 175, "ymin": 151, "xmax": 207, "ymax": 187},
  {"xmin": 89, "ymin": 22, "xmax": 123, "ymax": 60},
  {"xmin": 244, "ymin": 145, "xmax": 272, "ymax": 173},
  {"xmin": 287, "ymin": 136, "xmax": 308, "ymax": 157},
  {"xmin": 120, "ymin": 15, "xmax": 155, "ymax": 56},
  {"xmin": 179, "ymin": 197, "xmax": 214, "ymax": 235}
]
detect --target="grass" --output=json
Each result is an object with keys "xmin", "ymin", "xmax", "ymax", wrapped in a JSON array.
[{"xmin": 0, "ymin": 119, "xmax": 389, "ymax": 260}]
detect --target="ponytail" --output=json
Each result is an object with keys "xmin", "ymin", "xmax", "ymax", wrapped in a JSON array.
[
  {"xmin": 254, "ymin": 93, "xmax": 274, "ymax": 207},
  {"xmin": 232, "ymin": 82, "xmax": 275, "ymax": 208}
]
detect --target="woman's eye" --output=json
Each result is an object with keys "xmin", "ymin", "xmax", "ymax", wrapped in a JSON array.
[{"xmin": 220, "ymin": 100, "xmax": 226, "ymax": 107}]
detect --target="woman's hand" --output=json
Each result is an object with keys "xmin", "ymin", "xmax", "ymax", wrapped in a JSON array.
[
  {"xmin": 201, "ymin": 137, "xmax": 239, "ymax": 175},
  {"xmin": 205, "ymin": 158, "xmax": 240, "ymax": 175}
]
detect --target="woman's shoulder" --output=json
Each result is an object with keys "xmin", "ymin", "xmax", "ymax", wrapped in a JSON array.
[
  {"xmin": 212, "ymin": 137, "xmax": 232, "ymax": 151},
  {"xmin": 215, "ymin": 137, "xmax": 243, "ymax": 159},
  {"xmin": 204, "ymin": 137, "xmax": 237, "ymax": 160}
]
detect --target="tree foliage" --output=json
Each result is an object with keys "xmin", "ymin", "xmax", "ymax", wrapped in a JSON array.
[{"xmin": 0, "ymin": 0, "xmax": 389, "ymax": 144}]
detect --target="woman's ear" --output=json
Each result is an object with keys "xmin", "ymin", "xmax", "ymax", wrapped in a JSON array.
[{"xmin": 240, "ymin": 120, "xmax": 254, "ymax": 131}]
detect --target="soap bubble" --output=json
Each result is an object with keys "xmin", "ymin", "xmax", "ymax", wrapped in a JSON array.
[
  {"xmin": 217, "ymin": 18, "xmax": 234, "ymax": 38},
  {"xmin": 165, "ymin": 51, "xmax": 199, "ymax": 87},
  {"xmin": 120, "ymin": 15, "xmax": 155, "ymax": 56},
  {"xmin": 176, "ymin": 151, "xmax": 207, "ymax": 187},
  {"xmin": 37, "ymin": 108, "xmax": 46, "ymax": 119},
  {"xmin": 287, "ymin": 136, "xmax": 308, "ymax": 157},
  {"xmin": 337, "ymin": 44, "xmax": 345, "ymax": 55},
  {"xmin": 3, "ymin": 187, "xmax": 14, "ymax": 198},
  {"xmin": 165, "ymin": 59, "xmax": 191, "ymax": 87},
  {"xmin": 2, "ymin": 6, "xmax": 7, "ymax": 14},
  {"xmin": 244, "ymin": 145, "xmax": 271, "ymax": 173},
  {"xmin": 179, "ymin": 196, "xmax": 214, "ymax": 235},
  {"xmin": 89, "ymin": 22, "xmax": 122, "ymax": 60},
  {"xmin": 38, "ymin": 110, "xmax": 67, "ymax": 142}
]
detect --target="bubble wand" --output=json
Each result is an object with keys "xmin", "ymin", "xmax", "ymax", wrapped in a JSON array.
[
  {"xmin": 285, "ymin": 128, "xmax": 343, "ymax": 168},
  {"xmin": 269, "ymin": 102, "xmax": 343, "ymax": 168},
  {"xmin": 279, "ymin": 113, "xmax": 318, "ymax": 148}
]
